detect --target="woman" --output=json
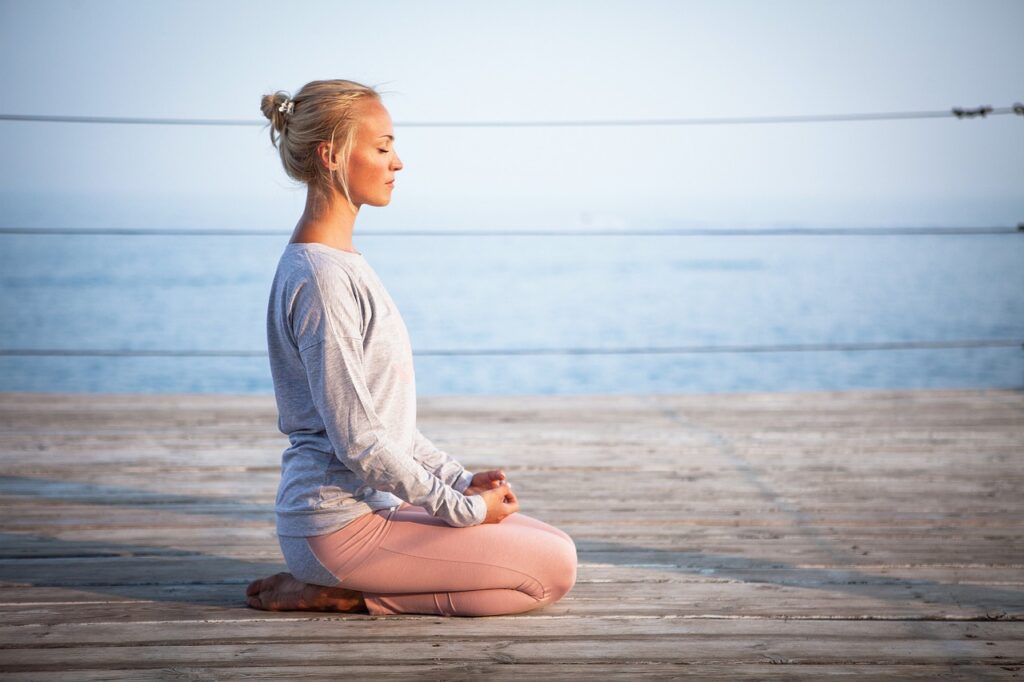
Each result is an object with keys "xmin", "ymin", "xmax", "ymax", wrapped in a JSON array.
[{"xmin": 245, "ymin": 79, "xmax": 577, "ymax": 617}]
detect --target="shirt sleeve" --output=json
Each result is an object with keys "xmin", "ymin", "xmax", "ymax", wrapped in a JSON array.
[
  {"xmin": 294, "ymin": 266, "xmax": 485, "ymax": 527},
  {"xmin": 412, "ymin": 427, "xmax": 475, "ymax": 493}
]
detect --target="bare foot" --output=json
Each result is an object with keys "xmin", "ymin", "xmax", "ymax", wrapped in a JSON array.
[{"xmin": 245, "ymin": 572, "xmax": 367, "ymax": 613}]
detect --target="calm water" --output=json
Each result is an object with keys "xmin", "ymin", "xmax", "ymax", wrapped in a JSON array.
[{"xmin": 0, "ymin": 231, "xmax": 1021, "ymax": 395}]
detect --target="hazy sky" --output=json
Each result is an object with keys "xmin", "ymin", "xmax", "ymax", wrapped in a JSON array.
[{"xmin": 1, "ymin": 0, "xmax": 1021, "ymax": 231}]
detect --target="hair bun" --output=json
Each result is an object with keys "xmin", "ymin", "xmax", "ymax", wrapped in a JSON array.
[{"xmin": 260, "ymin": 91, "xmax": 291, "ymax": 137}]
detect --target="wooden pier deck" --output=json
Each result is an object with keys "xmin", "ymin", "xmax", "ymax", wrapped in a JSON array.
[{"xmin": 0, "ymin": 388, "xmax": 1022, "ymax": 679}]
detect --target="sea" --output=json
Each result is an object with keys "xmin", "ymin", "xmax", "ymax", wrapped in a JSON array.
[{"xmin": 1, "ymin": 230, "xmax": 1021, "ymax": 395}]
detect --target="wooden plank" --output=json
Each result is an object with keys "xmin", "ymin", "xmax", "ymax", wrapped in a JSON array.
[
  {"xmin": 0, "ymin": 636, "xmax": 1020, "ymax": 671},
  {"xmin": 3, "ymin": 664, "xmax": 1021, "ymax": 681},
  {"xmin": 2, "ymin": 598, "xmax": 1020, "ymax": 629},
  {"xmin": 0, "ymin": 582, "xmax": 1019, "ymax": 624},
  {"xmin": 2, "ymin": 616, "xmax": 1021, "ymax": 647}
]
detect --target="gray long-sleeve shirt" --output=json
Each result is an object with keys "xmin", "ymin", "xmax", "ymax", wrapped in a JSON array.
[{"xmin": 267, "ymin": 241, "xmax": 486, "ymax": 536}]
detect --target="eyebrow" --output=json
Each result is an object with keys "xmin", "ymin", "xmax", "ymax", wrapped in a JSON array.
[{"xmin": 377, "ymin": 134, "xmax": 394, "ymax": 141}]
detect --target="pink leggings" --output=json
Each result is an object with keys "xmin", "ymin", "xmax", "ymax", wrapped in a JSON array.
[{"xmin": 292, "ymin": 503, "xmax": 577, "ymax": 617}]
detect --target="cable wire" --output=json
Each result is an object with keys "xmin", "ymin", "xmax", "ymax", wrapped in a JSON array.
[
  {"xmin": 1, "ymin": 339, "xmax": 1019, "ymax": 358},
  {"xmin": 1, "ymin": 104, "xmax": 1021, "ymax": 128},
  {"xmin": 0, "ymin": 226, "xmax": 1019, "ymax": 237}
]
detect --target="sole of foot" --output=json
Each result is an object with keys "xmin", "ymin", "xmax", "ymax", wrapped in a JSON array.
[{"xmin": 245, "ymin": 571, "xmax": 367, "ymax": 613}]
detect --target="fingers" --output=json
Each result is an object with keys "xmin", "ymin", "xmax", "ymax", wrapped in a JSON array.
[
  {"xmin": 481, "ymin": 482, "xmax": 520, "ymax": 523},
  {"xmin": 496, "ymin": 482, "xmax": 519, "ymax": 516},
  {"xmin": 482, "ymin": 482, "xmax": 513, "ymax": 501},
  {"xmin": 501, "ymin": 484, "xmax": 518, "ymax": 505},
  {"xmin": 485, "ymin": 469, "xmax": 507, "ymax": 488}
]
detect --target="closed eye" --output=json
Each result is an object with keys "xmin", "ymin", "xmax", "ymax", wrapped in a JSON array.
[{"xmin": 377, "ymin": 148, "xmax": 389, "ymax": 153}]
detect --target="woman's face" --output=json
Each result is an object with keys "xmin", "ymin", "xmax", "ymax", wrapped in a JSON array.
[{"xmin": 342, "ymin": 99, "xmax": 403, "ymax": 208}]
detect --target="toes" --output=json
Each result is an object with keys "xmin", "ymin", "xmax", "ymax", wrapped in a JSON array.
[
  {"xmin": 246, "ymin": 579, "xmax": 263, "ymax": 597},
  {"xmin": 246, "ymin": 594, "xmax": 264, "ymax": 610}
]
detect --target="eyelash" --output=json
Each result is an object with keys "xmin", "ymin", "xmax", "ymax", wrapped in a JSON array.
[{"xmin": 377, "ymin": 148, "xmax": 389, "ymax": 154}]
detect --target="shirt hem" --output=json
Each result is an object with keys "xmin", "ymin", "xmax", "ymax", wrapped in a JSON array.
[{"xmin": 276, "ymin": 501, "xmax": 392, "ymax": 537}]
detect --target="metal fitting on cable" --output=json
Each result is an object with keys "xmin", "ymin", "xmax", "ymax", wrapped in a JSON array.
[{"xmin": 952, "ymin": 105, "xmax": 993, "ymax": 119}]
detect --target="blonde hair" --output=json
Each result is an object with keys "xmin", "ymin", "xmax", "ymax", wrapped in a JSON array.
[{"xmin": 260, "ymin": 79, "xmax": 381, "ymax": 207}]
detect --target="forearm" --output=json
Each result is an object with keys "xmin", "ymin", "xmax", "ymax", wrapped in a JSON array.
[{"xmin": 412, "ymin": 427, "xmax": 475, "ymax": 491}]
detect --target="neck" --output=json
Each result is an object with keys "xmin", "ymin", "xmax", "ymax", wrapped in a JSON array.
[{"xmin": 290, "ymin": 185, "xmax": 360, "ymax": 252}]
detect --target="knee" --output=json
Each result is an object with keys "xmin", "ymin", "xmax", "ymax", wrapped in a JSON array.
[{"xmin": 542, "ymin": 536, "xmax": 578, "ymax": 603}]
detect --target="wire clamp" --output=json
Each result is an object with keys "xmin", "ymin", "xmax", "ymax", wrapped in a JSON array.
[{"xmin": 952, "ymin": 105, "xmax": 993, "ymax": 119}]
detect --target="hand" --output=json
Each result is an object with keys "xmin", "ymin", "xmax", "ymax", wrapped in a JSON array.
[
  {"xmin": 464, "ymin": 469, "xmax": 508, "ymax": 496},
  {"xmin": 479, "ymin": 482, "xmax": 519, "ymax": 524}
]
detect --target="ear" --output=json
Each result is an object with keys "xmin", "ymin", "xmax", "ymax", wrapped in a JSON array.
[{"xmin": 315, "ymin": 142, "xmax": 338, "ymax": 172}]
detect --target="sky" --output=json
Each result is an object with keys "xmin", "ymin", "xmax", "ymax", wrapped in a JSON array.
[{"xmin": 0, "ymin": 0, "xmax": 1022, "ymax": 232}]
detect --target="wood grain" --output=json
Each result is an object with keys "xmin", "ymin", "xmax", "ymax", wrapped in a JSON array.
[{"xmin": 1, "ymin": 389, "xmax": 1022, "ymax": 678}]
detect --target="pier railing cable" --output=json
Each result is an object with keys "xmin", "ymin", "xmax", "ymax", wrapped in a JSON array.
[
  {"xmin": 1, "ymin": 226, "xmax": 1021, "ymax": 236},
  {"xmin": 1, "ymin": 339, "xmax": 1021, "ymax": 358},
  {"xmin": 1, "ymin": 104, "xmax": 1021, "ymax": 128}
]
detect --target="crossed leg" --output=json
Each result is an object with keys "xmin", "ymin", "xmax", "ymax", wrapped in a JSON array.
[
  {"xmin": 323, "ymin": 504, "xmax": 577, "ymax": 616},
  {"xmin": 247, "ymin": 505, "xmax": 576, "ymax": 617}
]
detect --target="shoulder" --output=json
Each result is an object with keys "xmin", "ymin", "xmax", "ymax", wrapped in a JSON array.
[
  {"xmin": 277, "ymin": 247, "xmax": 370, "ymax": 344},
  {"xmin": 277, "ymin": 247, "xmax": 368, "ymax": 303},
  {"xmin": 277, "ymin": 244, "xmax": 361, "ymax": 281}
]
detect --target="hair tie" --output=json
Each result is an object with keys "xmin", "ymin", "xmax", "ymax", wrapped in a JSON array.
[{"xmin": 278, "ymin": 98, "xmax": 295, "ymax": 116}]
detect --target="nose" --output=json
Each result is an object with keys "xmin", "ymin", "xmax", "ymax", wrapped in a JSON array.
[{"xmin": 391, "ymin": 151, "xmax": 403, "ymax": 172}]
